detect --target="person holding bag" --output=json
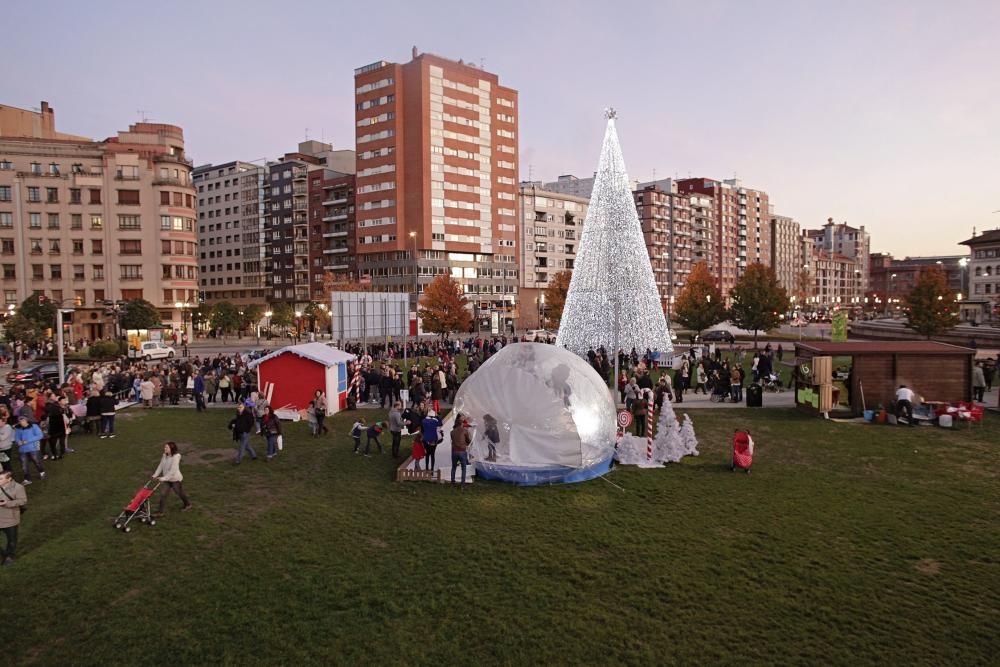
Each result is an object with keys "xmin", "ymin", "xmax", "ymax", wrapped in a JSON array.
[
  {"xmin": 0, "ymin": 469, "xmax": 27, "ymax": 566},
  {"xmin": 261, "ymin": 406, "xmax": 282, "ymax": 461}
]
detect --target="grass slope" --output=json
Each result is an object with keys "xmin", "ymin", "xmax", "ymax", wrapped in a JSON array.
[{"xmin": 6, "ymin": 406, "xmax": 999, "ymax": 666}]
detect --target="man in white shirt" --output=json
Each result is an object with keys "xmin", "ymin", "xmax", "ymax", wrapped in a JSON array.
[{"xmin": 895, "ymin": 385, "xmax": 916, "ymax": 426}]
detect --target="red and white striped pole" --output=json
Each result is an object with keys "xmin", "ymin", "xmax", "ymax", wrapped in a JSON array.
[
  {"xmin": 646, "ymin": 389, "xmax": 654, "ymax": 462},
  {"xmin": 351, "ymin": 365, "xmax": 361, "ymax": 402}
]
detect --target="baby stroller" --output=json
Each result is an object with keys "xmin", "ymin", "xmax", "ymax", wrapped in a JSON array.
[
  {"xmin": 762, "ymin": 373, "xmax": 784, "ymax": 393},
  {"xmin": 114, "ymin": 480, "xmax": 160, "ymax": 533},
  {"xmin": 731, "ymin": 430, "xmax": 754, "ymax": 473}
]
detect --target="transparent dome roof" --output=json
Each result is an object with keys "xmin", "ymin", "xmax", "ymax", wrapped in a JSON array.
[{"xmin": 454, "ymin": 343, "xmax": 617, "ymax": 469}]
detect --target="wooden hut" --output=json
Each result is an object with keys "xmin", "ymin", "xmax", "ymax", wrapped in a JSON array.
[{"xmin": 793, "ymin": 341, "xmax": 975, "ymax": 415}]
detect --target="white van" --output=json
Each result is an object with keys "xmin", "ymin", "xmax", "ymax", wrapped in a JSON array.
[{"xmin": 130, "ymin": 341, "xmax": 175, "ymax": 361}]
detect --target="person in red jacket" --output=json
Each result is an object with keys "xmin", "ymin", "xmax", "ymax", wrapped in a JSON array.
[{"xmin": 411, "ymin": 432, "xmax": 426, "ymax": 471}]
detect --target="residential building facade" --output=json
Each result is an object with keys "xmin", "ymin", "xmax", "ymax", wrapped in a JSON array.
[
  {"xmin": 633, "ymin": 181, "xmax": 691, "ymax": 320},
  {"xmin": 0, "ymin": 101, "xmax": 197, "ymax": 341},
  {"xmin": 803, "ymin": 248, "xmax": 863, "ymax": 309},
  {"xmin": 960, "ymin": 229, "xmax": 1000, "ymax": 321},
  {"xmin": 309, "ymin": 170, "xmax": 356, "ymax": 292},
  {"xmin": 804, "ymin": 218, "xmax": 870, "ymax": 294},
  {"xmin": 770, "ymin": 214, "xmax": 802, "ymax": 294},
  {"xmin": 353, "ymin": 49, "xmax": 520, "ymax": 328},
  {"xmin": 518, "ymin": 183, "xmax": 587, "ymax": 328},
  {"xmin": 676, "ymin": 177, "xmax": 771, "ymax": 298},
  {"xmin": 194, "ymin": 161, "xmax": 264, "ymax": 305}
]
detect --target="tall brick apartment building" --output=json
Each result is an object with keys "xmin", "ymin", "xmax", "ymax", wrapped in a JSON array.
[{"xmin": 353, "ymin": 49, "xmax": 519, "ymax": 323}]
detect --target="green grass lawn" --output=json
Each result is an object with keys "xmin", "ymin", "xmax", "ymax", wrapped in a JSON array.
[{"xmin": 6, "ymin": 405, "xmax": 999, "ymax": 665}]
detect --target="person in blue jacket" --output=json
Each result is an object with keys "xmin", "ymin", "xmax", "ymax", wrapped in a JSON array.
[
  {"xmin": 193, "ymin": 373, "xmax": 206, "ymax": 412},
  {"xmin": 420, "ymin": 410, "xmax": 443, "ymax": 472},
  {"xmin": 13, "ymin": 416, "xmax": 46, "ymax": 485}
]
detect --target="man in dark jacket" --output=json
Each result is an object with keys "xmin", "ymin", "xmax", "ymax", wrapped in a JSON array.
[
  {"xmin": 98, "ymin": 390, "xmax": 117, "ymax": 439},
  {"xmin": 85, "ymin": 390, "xmax": 102, "ymax": 434},
  {"xmin": 228, "ymin": 403, "xmax": 257, "ymax": 464}
]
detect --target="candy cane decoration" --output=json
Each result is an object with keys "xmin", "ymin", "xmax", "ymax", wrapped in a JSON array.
[
  {"xmin": 350, "ymin": 365, "xmax": 361, "ymax": 402},
  {"xmin": 645, "ymin": 389, "xmax": 654, "ymax": 462}
]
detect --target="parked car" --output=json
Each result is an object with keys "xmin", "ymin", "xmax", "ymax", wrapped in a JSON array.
[
  {"xmin": 523, "ymin": 329, "xmax": 556, "ymax": 342},
  {"xmin": 128, "ymin": 341, "xmax": 175, "ymax": 361},
  {"xmin": 5, "ymin": 362, "xmax": 62, "ymax": 387},
  {"xmin": 700, "ymin": 330, "xmax": 736, "ymax": 344}
]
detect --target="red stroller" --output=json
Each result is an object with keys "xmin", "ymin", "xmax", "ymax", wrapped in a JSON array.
[
  {"xmin": 114, "ymin": 480, "xmax": 160, "ymax": 533},
  {"xmin": 731, "ymin": 430, "xmax": 754, "ymax": 473}
]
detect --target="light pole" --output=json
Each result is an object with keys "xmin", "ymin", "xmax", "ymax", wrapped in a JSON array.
[
  {"xmin": 264, "ymin": 310, "xmax": 273, "ymax": 342},
  {"xmin": 56, "ymin": 307, "xmax": 75, "ymax": 383},
  {"xmin": 294, "ymin": 310, "xmax": 303, "ymax": 342},
  {"xmin": 407, "ymin": 230, "xmax": 417, "ymax": 366},
  {"xmin": 887, "ymin": 273, "xmax": 897, "ymax": 317}
]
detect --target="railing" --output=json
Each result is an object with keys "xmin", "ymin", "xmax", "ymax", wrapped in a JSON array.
[{"xmin": 153, "ymin": 153, "xmax": 193, "ymax": 167}]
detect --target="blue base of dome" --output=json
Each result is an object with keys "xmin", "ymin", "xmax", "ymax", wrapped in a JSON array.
[{"xmin": 474, "ymin": 452, "xmax": 614, "ymax": 486}]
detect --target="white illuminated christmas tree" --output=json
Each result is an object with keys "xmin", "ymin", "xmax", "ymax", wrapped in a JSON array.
[
  {"xmin": 653, "ymin": 398, "xmax": 685, "ymax": 463},
  {"xmin": 556, "ymin": 109, "xmax": 673, "ymax": 357},
  {"xmin": 679, "ymin": 414, "xmax": 699, "ymax": 457}
]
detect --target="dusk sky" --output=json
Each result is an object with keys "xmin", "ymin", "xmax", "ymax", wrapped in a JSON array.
[{"xmin": 5, "ymin": 1, "xmax": 999, "ymax": 256}]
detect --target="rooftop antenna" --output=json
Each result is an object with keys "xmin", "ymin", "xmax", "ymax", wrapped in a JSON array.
[
  {"xmin": 528, "ymin": 163, "xmax": 534, "ymax": 181},
  {"xmin": 652, "ymin": 168, "xmax": 657, "ymax": 182},
  {"xmin": 304, "ymin": 127, "xmax": 310, "ymax": 141},
  {"xmin": 480, "ymin": 57, "xmax": 485, "ymax": 69},
  {"xmin": 137, "ymin": 109, "xmax": 151, "ymax": 122}
]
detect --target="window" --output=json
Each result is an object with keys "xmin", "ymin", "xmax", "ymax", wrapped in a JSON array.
[
  {"xmin": 71, "ymin": 214, "xmax": 82, "ymax": 229},
  {"xmin": 32, "ymin": 265, "xmax": 43, "ymax": 280},
  {"xmin": 71, "ymin": 163, "xmax": 83, "ymax": 174},
  {"xmin": 0, "ymin": 160, "xmax": 11, "ymax": 170},
  {"xmin": 72, "ymin": 239, "xmax": 83, "ymax": 254},
  {"xmin": 120, "ymin": 265, "xmax": 142, "ymax": 280},
  {"xmin": 118, "ymin": 215, "xmax": 140, "ymax": 230},
  {"xmin": 74, "ymin": 289, "xmax": 85, "ymax": 306},
  {"xmin": 119, "ymin": 239, "xmax": 142, "ymax": 255},
  {"xmin": 94, "ymin": 288, "xmax": 104, "ymax": 302},
  {"xmin": 93, "ymin": 265, "xmax": 104, "ymax": 280},
  {"xmin": 115, "ymin": 165, "xmax": 139, "ymax": 180},
  {"xmin": 91, "ymin": 240, "xmax": 103, "ymax": 255},
  {"xmin": 160, "ymin": 215, "xmax": 171, "ymax": 230},
  {"xmin": 48, "ymin": 163, "xmax": 60, "ymax": 176},
  {"xmin": 27, "ymin": 187, "xmax": 40, "ymax": 202},
  {"xmin": 69, "ymin": 188, "xmax": 81, "ymax": 204},
  {"xmin": 2, "ymin": 265, "xmax": 13, "ymax": 279},
  {"xmin": 47, "ymin": 213, "xmax": 59, "ymax": 229},
  {"xmin": 117, "ymin": 190, "xmax": 140, "ymax": 205},
  {"xmin": 162, "ymin": 265, "xmax": 171, "ymax": 279},
  {"xmin": 50, "ymin": 264, "xmax": 62, "ymax": 279},
  {"xmin": 48, "ymin": 239, "xmax": 61, "ymax": 254},
  {"xmin": 29, "ymin": 213, "xmax": 41, "ymax": 229},
  {"xmin": 0, "ymin": 213, "xmax": 11, "ymax": 228},
  {"xmin": 0, "ymin": 239, "xmax": 13, "ymax": 254},
  {"xmin": 89, "ymin": 189, "xmax": 102, "ymax": 205},
  {"xmin": 0, "ymin": 186, "xmax": 10, "ymax": 201},
  {"xmin": 120, "ymin": 289, "xmax": 143, "ymax": 301},
  {"xmin": 46, "ymin": 187, "xmax": 58, "ymax": 203},
  {"xmin": 90, "ymin": 215, "xmax": 103, "ymax": 230},
  {"xmin": 30, "ymin": 162, "xmax": 41, "ymax": 175}
]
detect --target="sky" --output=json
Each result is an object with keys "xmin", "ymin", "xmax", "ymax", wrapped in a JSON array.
[{"xmin": 4, "ymin": 0, "xmax": 999, "ymax": 256}]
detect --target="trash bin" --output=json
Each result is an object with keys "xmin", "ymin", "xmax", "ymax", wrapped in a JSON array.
[{"xmin": 746, "ymin": 383, "xmax": 763, "ymax": 408}]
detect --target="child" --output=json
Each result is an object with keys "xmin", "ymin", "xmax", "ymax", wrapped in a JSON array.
[
  {"xmin": 411, "ymin": 432, "xmax": 425, "ymax": 471},
  {"xmin": 350, "ymin": 418, "xmax": 366, "ymax": 454},
  {"xmin": 306, "ymin": 400, "xmax": 319, "ymax": 437},
  {"xmin": 482, "ymin": 413, "xmax": 500, "ymax": 462},
  {"xmin": 364, "ymin": 421, "xmax": 385, "ymax": 457}
]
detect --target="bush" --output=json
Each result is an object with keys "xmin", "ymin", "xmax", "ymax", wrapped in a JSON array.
[{"xmin": 88, "ymin": 340, "xmax": 121, "ymax": 359}]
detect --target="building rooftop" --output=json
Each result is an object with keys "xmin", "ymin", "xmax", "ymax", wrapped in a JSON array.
[{"xmin": 960, "ymin": 229, "xmax": 1000, "ymax": 246}]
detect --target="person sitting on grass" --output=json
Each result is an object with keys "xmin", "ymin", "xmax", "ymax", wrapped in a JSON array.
[
  {"xmin": 152, "ymin": 441, "xmax": 191, "ymax": 516},
  {"xmin": 13, "ymin": 416, "xmax": 45, "ymax": 485},
  {"xmin": 350, "ymin": 417, "xmax": 366, "ymax": 454}
]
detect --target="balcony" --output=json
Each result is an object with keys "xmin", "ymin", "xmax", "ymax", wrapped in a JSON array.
[
  {"xmin": 153, "ymin": 153, "xmax": 193, "ymax": 167},
  {"xmin": 154, "ymin": 176, "xmax": 187, "ymax": 186},
  {"xmin": 322, "ymin": 213, "xmax": 348, "ymax": 222},
  {"xmin": 323, "ymin": 247, "xmax": 350, "ymax": 254},
  {"xmin": 323, "ymin": 263, "xmax": 350, "ymax": 271},
  {"xmin": 323, "ymin": 231, "xmax": 348, "ymax": 238},
  {"xmin": 322, "ymin": 197, "xmax": 348, "ymax": 206},
  {"xmin": 292, "ymin": 169, "xmax": 308, "ymax": 181}
]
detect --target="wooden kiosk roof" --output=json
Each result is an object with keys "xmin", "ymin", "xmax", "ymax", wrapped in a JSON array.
[{"xmin": 795, "ymin": 341, "xmax": 974, "ymax": 356}]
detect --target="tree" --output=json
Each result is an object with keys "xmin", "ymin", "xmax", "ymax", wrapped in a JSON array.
[
  {"xmin": 19, "ymin": 294, "xmax": 57, "ymax": 331},
  {"xmin": 192, "ymin": 303, "xmax": 215, "ymax": 331},
  {"xmin": 903, "ymin": 265, "xmax": 960, "ymax": 339},
  {"xmin": 303, "ymin": 302, "xmax": 330, "ymax": 334},
  {"xmin": 673, "ymin": 262, "xmax": 726, "ymax": 337},
  {"xmin": 269, "ymin": 302, "xmax": 295, "ymax": 335},
  {"xmin": 239, "ymin": 304, "xmax": 265, "ymax": 332},
  {"xmin": 728, "ymin": 263, "xmax": 790, "ymax": 348},
  {"xmin": 320, "ymin": 271, "xmax": 372, "ymax": 299},
  {"xmin": 3, "ymin": 312, "xmax": 44, "ymax": 345},
  {"xmin": 794, "ymin": 268, "xmax": 813, "ymax": 304},
  {"xmin": 418, "ymin": 274, "xmax": 471, "ymax": 337},
  {"xmin": 543, "ymin": 270, "xmax": 572, "ymax": 329},
  {"xmin": 209, "ymin": 301, "xmax": 241, "ymax": 342},
  {"xmin": 119, "ymin": 299, "xmax": 162, "ymax": 330}
]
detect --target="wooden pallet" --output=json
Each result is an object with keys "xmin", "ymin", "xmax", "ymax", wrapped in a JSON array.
[{"xmin": 395, "ymin": 456, "xmax": 441, "ymax": 483}]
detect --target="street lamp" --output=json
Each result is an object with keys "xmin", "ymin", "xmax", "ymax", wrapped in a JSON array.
[
  {"xmin": 294, "ymin": 310, "xmax": 303, "ymax": 341},
  {"xmin": 264, "ymin": 310, "xmax": 273, "ymax": 341},
  {"xmin": 407, "ymin": 230, "xmax": 417, "ymax": 364}
]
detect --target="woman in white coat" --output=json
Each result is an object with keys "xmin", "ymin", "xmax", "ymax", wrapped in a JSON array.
[{"xmin": 152, "ymin": 441, "xmax": 192, "ymax": 515}]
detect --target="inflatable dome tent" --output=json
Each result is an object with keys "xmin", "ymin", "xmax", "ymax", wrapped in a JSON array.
[{"xmin": 453, "ymin": 343, "xmax": 617, "ymax": 485}]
